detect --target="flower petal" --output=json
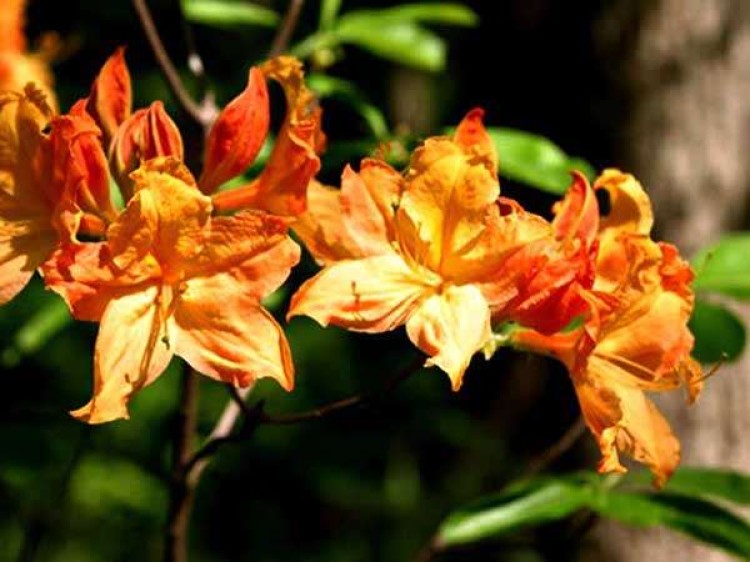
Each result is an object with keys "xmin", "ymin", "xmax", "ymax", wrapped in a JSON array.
[
  {"xmin": 234, "ymin": 56, "xmax": 324, "ymax": 216},
  {"xmin": 575, "ymin": 374, "xmax": 680, "ymax": 488},
  {"xmin": 85, "ymin": 47, "xmax": 132, "ymax": 148},
  {"xmin": 453, "ymin": 107, "xmax": 497, "ymax": 175},
  {"xmin": 340, "ymin": 164, "xmax": 397, "ymax": 257},
  {"xmin": 289, "ymin": 254, "xmax": 432, "ymax": 333},
  {"xmin": 397, "ymin": 132, "xmax": 499, "ymax": 276},
  {"xmin": 199, "ymin": 66, "xmax": 269, "ymax": 193},
  {"xmin": 292, "ymin": 180, "xmax": 358, "ymax": 264},
  {"xmin": 71, "ymin": 283, "xmax": 174, "ymax": 424},
  {"xmin": 173, "ymin": 276, "xmax": 294, "ymax": 390},
  {"xmin": 405, "ymin": 284, "xmax": 491, "ymax": 390},
  {"xmin": 110, "ymin": 102, "xmax": 184, "ymax": 201}
]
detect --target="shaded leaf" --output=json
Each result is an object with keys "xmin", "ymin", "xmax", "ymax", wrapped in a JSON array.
[
  {"xmin": 181, "ymin": 0, "xmax": 279, "ymax": 28},
  {"xmin": 335, "ymin": 16, "xmax": 445, "ymax": 72},
  {"xmin": 307, "ymin": 74, "xmax": 389, "ymax": 139},
  {"xmin": 374, "ymin": 3, "xmax": 478, "ymax": 26},
  {"xmin": 689, "ymin": 299, "xmax": 745, "ymax": 363},
  {"xmin": 487, "ymin": 128, "xmax": 595, "ymax": 194},
  {"xmin": 1, "ymin": 298, "xmax": 72, "ymax": 368},
  {"xmin": 436, "ymin": 473, "xmax": 750, "ymax": 558},
  {"xmin": 693, "ymin": 234, "xmax": 750, "ymax": 299}
]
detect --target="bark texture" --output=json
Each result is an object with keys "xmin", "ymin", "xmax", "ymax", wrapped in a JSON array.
[{"xmin": 585, "ymin": 1, "xmax": 750, "ymax": 560}]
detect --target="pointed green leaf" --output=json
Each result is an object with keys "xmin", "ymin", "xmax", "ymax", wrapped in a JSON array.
[
  {"xmin": 693, "ymin": 234, "xmax": 750, "ymax": 298},
  {"xmin": 181, "ymin": 0, "xmax": 279, "ymax": 28},
  {"xmin": 487, "ymin": 127, "xmax": 595, "ymax": 194},
  {"xmin": 374, "ymin": 3, "xmax": 478, "ymax": 26},
  {"xmin": 689, "ymin": 300, "xmax": 745, "ymax": 363},
  {"xmin": 335, "ymin": 16, "xmax": 446, "ymax": 72}
]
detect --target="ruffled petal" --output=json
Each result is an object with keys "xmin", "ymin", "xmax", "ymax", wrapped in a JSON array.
[
  {"xmin": 173, "ymin": 276, "xmax": 294, "ymax": 390},
  {"xmin": 575, "ymin": 372, "xmax": 680, "ymax": 488},
  {"xmin": 289, "ymin": 254, "xmax": 432, "ymax": 333},
  {"xmin": 405, "ymin": 284, "xmax": 491, "ymax": 390},
  {"xmin": 71, "ymin": 283, "xmax": 174, "ymax": 424}
]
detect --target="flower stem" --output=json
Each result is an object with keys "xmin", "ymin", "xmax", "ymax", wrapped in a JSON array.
[{"xmin": 164, "ymin": 367, "xmax": 200, "ymax": 562}]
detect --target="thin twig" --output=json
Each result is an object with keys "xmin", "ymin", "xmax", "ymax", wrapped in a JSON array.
[
  {"xmin": 131, "ymin": 0, "xmax": 216, "ymax": 127},
  {"xmin": 527, "ymin": 416, "xmax": 587, "ymax": 475},
  {"xmin": 164, "ymin": 368, "xmax": 200, "ymax": 562},
  {"xmin": 268, "ymin": 0, "xmax": 306, "ymax": 58},
  {"xmin": 184, "ymin": 355, "xmax": 424, "ymax": 474}
]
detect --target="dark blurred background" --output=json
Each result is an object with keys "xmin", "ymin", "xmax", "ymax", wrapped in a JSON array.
[{"xmin": 3, "ymin": 0, "xmax": 750, "ymax": 560}]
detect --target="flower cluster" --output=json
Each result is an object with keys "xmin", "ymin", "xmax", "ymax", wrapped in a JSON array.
[
  {"xmin": 290, "ymin": 111, "xmax": 702, "ymax": 486},
  {"xmin": 0, "ymin": 50, "xmax": 323, "ymax": 423},
  {"xmin": 0, "ymin": 49, "xmax": 703, "ymax": 484}
]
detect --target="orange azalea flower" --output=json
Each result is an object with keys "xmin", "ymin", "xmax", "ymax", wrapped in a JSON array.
[
  {"xmin": 44, "ymin": 158, "xmax": 300, "ymax": 423},
  {"xmin": 290, "ymin": 109, "xmax": 559, "ymax": 389},
  {"xmin": 0, "ymin": 0, "xmax": 57, "ymax": 109},
  {"xmin": 0, "ymin": 85, "xmax": 113, "ymax": 304},
  {"xmin": 210, "ymin": 56, "xmax": 325, "ymax": 216},
  {"xmin": 511, "ymin": 170, "xmax": 702, "ymax": 486}
]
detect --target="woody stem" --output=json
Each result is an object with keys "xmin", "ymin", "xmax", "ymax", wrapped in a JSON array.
[
  {"xmin": 131, "ymin": 0, "xmax": 217, "ymax": 128},
  {"xmin": 164, "ymin": 367, "xmax": 200, "ymax": 562}
]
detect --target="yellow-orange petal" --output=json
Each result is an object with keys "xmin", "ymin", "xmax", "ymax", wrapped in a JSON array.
[
  {"xmin": 292, "ymin": 180, "xmax": 358, "ymax": 265},
  {"xmin": 595, "ymin": 169, "xmax": 654, "ymax": 238},
  {"xmin": 405, "ymin": 284, "xmax": 491, "ymax": 390},
  {"xmin": 575, "ymin": 374, "xmax": 680, "ymax": 488},
  {"xmin": 71, "ymin": 283, "xmax": 174, "ymax": 424},
  {"xmin": 289, "ymin": 254, "xmax": 433, "ymax": 333},
  {"xmin": 172, "ymin": 277, "xmax": 294, "ymax": 390},
  {"xmin": 120, "ymin": 158, "xmax": 211, "ymax": 272},
  {"xmin": 397, "ymin": 134, "xmax": 499, "ymax": 276},
  {"xmin": 339, "ymin": 164, "xmax": 396, "ymax": 257},
  {"xmin": 0, "ymin": 218, "xmax": 55, "ymax": 304},
  {"xmin": 453, "ymin": 107, "xmax": 498, "ymax": 175},
  {"xmin": 86, "ymin": 47, "xmax": 132, "ymax": 148},
  {"xmin": 199, "ymin": 66, "xmax": 269, "ymax": 193}
]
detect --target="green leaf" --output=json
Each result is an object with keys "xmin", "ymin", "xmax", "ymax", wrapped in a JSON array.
[
  {"xmin": 1, "ymin": 298, "xmax": 72, "ymax": 368},
  {"xmin": 438, "ymin": 478, "xmax": 589, "ymax": 546},
  {"xmin": 334, "ymin": 15, "xmax": 446, "ymax": 72},
  {"xmin": 661, "ymin": 468, "xmax": 750, "ymax": 505},
  {"xmin": 307, "ymin": 74, "xmax": 389, "ymax": 139},
  {"xmin": 437, "ymin": 474, "xmax": 750, "ymax": 558},
  {"xmin": 487, "ymin": 127, "xmax": 595, "ymax": 194},
  {"xmin": 374, "ymin": 3, "xmax": 479, "ymax": 26},
  {"xmin": 181, "ymin": 0, "xmax": 279, "ymax": 28},
  {"xmin": 591, "ymin": 491, "xmax": 750, "ymax": 558},
  {"xmin": 693, "ymin": 234, "xmax": 750, "ymax": 298},
  {"xmin": 319, "ymin": 0, "xmax": 342, "ymax": 30},
  {"xmin": 689, "ymin": 300, "xmax": 746, "ymax": 363}
]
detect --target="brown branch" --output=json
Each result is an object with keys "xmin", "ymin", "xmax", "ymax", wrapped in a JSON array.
[
  {"xmin": 131, "ymin": 0, "xmax": 216, "ymax": 128},
  {"xmin": 184, "ymin": 354, "xmax": 424, "ymax": 475},
  {"xmin": 268, "ymin": 0, "xmax": 306, "ymax": 58},
  {"xmin": 527, "ymin": 416, "xmax": 587, "ymax": 475},
  {"xmin": 164, "ymin": 368, "xmax": 200, "ymax": 562}
]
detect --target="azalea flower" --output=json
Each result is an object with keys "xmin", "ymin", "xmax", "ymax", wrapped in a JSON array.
[
  {"xmin": 0, "ymin": 85, "xmax": 113, "ymax": 304},
  {"xmin": 43, "ymin": 158, "xmax": 300, "ymax": 423},
  {"xmin": 0, "ymin": 0, "xmax": 57, "ymax": 109},
  {"xmin": 510, "ymin": 170, "xmax": 702, "ymax": 486},
  {"xmin": 290, "ymin": 109, "xmax": 577, "ymax": 389}
]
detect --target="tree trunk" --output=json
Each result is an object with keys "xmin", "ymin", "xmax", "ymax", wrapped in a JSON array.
[{"xmin": 585, "ymin": 1, "xmax": 750, "ymax": 560}]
